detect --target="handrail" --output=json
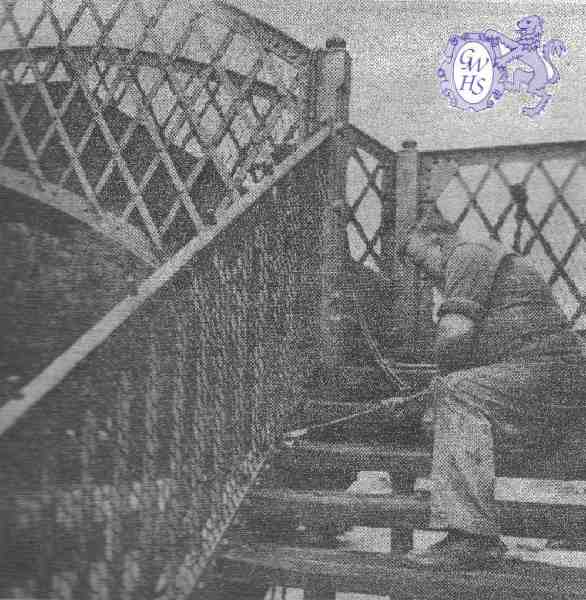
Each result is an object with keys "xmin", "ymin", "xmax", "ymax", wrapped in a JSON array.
[
  {"xmin": 347, "ymin": 124, "xmax": 396, "ymax": 164},
  {"xmin": 0, "ymin": 1, "xmax": 311, "ymax": 68},
  {"xmin": 419, "ymin": 138, "xmax": 586, "ymax": 166},
  {"xmin": 0, "ymin": 122, "xmax": 336, "ymax": 437},
  {"xmin": 201, "ymin": 1, "xmax": 311, "ymax": 68}
]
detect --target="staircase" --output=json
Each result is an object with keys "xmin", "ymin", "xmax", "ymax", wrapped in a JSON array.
[{"xmin": 212, "ymin": 400, "xmax": 586, "ymax": 600}]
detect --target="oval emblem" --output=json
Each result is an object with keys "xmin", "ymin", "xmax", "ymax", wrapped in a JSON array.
[{"xmin": 452, "ymin": 42, "xmax": 494, "ymax": 105}]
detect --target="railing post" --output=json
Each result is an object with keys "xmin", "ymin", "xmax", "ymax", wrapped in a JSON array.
[
  {"xmin": 380, "ymin": 160, "xmax": 397, "ymax": 275},
  {"xmin": 391, "ymin": 140, "xmax": 420, "ymax": 354},
  {"xmin": 313, "ymin": 36, "xmax": 352, "ymax": 371}
]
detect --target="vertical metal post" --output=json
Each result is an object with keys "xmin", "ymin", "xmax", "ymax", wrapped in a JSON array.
[
  {"xmin": 380, "ymin": 160, "xmax": 397, "ymax": 275},
  {"xmin": 391, "ymin": 140, "xmax": 420, "ymax": 354},
  {"xmin": 314, "ymin": 36, "xmax": 352, "ymax": 371}
]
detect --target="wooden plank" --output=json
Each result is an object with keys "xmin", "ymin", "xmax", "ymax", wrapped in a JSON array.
[
  {"xmin": 416, "ymin": 477, "xmax": 586, "ymax": 507},
  {"xmin": 245, "ymin": 488, "xmax": 427, "ymax": 529},
  {"xmin": 275, "ymin": 442, "xmax": 431, "ymax": 478},
  {"xmin": 245, "ymin": 488, "xmax": 586, "ymax": 540},
  {"xmin": 498, "ymin": 478, "xmax": 586, "ymax": 507},
  {"xmin": 219, "ymin": 544, "xmax": 586, "ymax": 599},
  {"xmin": 0, "ymin": 123, "xmax": 335, "ymax": 437},
  {"xmin": 278, "ymin": 441, "xmax": 586, "ymax": 482}
]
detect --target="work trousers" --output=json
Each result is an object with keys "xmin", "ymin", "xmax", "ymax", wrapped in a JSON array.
[{"xmin": 429, "ymin": 352, "xmax": 585, "ymax": 536}]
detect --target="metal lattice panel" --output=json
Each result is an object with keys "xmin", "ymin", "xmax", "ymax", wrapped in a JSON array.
[
  {"xmin": 0, "ymin": 150, "xmax": 324, "ymax": 599},
  {"xmin": 0, "ymin": 2, "xmax": 326, "ymax": 597},
  {"xmin": 0, "ymin": 0, "xmax": 312, "ymax": 259},
  {"xmin": 345, "ymin": 125, "xmax": 395, "ymax": 271},
  {"xmin": 420, "ymin": 143, "xmax": 586, "ymax": 329}
]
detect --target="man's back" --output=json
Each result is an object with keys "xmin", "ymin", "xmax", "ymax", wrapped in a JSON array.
[
  {"xmin": 480, "ymin": 252, "xmax": 577, "ymax": 363},
  {"xmin": 441, "ymin": 240, "xmax": 581, "ymax": 365}
]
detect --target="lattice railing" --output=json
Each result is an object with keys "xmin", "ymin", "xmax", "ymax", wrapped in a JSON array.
[
  {"xmin": 419, "ymin": 142, "xmax": 586, "ymax": 329},
  {"xmin": 345, "ymin": 124, "xmax": 395, "ymax": 271},
  {"xmin": 0, "ymin": 0, "xmax": 313, "ymax": 261},
  {"xmin": 0, "ymin": 148, "xmax": 324, "ymax": 599},
  {"xmin": 0, "ymin": 2, "xmax": 337, "ymax": 598}
]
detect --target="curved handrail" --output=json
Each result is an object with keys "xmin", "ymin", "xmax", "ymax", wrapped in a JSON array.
[
  {"xmin": 203, "ymin": 1, "xmax": 311, "ymax": 67},
  {"xmin": 0, "ymin": 1, "xmax": 311, "ymax": 67},
  {"xmin": 0, "ymin": 1, "xmax": 316, "ymax": 264}
]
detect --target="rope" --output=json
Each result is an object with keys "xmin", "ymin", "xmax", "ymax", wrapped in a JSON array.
[
  {"xmin": 284, "ymin": 388, "xmax": 429, "ymax": 440},
  {"xmin": 352, "ymin": 290, "xmax": 410, "ymax": 391},
  {"xmin": 283, "ymin": 290, "xmax": 440, "ymax": 441}
]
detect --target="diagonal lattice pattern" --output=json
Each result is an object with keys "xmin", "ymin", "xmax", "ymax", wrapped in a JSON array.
[
  {"xmin": 345, "ymin": 125, "xmax": 395, "ymax": 271},
  {"xmin": 420, "ymin": 144, "xmax": 586, "ymax": 330},
  {"xmin": 0, "ymin": 150, "xmax": 324, "ymax": 599},
  {"xmin": 0, "ymin": 2, "xmax": 324, "ymax": 598},
  {"xmin": 0, "ymin": 0, "xmax": 312, "ymax": 258}
]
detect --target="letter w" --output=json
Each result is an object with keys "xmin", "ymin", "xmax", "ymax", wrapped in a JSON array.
[{"xmin": 460, "ymin": 49, "xmax": 489, "ymax": 72}]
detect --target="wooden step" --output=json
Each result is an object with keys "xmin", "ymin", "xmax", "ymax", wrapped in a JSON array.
[
  {"xmin": 276, "ymin": 441, "xmax": 431, "ymax": 478},
  {"xmin": 218, "ymin": 543, "xmax": 586, "ymax": 599},
  {"xmin": 244, "ymin": 488, "xmax": 586, "ymax": 540},
  {"xmin": 416, "ymin": 477, "xmax": 586, "ymax": 506},
  {"xmin": 277, "ymin": 440, "xmax": 586, "ymax": 481}
]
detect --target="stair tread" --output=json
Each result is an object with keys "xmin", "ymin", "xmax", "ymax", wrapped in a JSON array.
[
  {"xmin": 246, "ymin": 487, "xmax": 586, "ymax": 539},
  {"xmin": 284, "ymin": 440, "xmax": 431, "ymax": 455},
  {"xmin": 277, "ymin": 440, "xmax": 586, "ymax": 480},
  {"xmin": 276, "ymin": 441, "xmax": 431, "ymax": 476},
  {"xmin": 219, "ymin": 543, "xmax": 586, "ymax": 598}
]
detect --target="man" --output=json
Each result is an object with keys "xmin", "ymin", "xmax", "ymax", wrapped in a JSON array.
[{"xmin": 398, "ymin": 207, "xmax": 585, "ymax": 569}]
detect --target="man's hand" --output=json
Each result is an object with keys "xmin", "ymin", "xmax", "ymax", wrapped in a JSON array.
[
  {"xmin": 434, "ymin": 313, "xmax": 476, "ymax": 373},
  {"xmin": 438, "ymin": 313, "xmax": 475, "ymax": 337}
]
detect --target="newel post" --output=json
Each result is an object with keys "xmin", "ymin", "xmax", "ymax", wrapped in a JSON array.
[
  {"xmin": 391, "ymin": 139, "xmax": 420, "ymax": 353},
  {"xmin": 313, "ymin": 36, "xmax": 352, "ymax": 372}
]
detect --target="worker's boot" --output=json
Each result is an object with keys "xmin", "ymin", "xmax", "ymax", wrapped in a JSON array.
[{"xmin": 405, "ymin": 530, "xmax": 507, "ymax": 569}]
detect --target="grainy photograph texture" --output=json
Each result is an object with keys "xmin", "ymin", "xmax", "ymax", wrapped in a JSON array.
[{"xmin": 0, "ymin": 1, "xmax": 584, "ymax": 599}]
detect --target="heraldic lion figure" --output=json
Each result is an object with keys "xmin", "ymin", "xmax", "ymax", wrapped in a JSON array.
[{"xmin": 485, "ymin": 16, "xmax": 566, "ymax": 117}]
